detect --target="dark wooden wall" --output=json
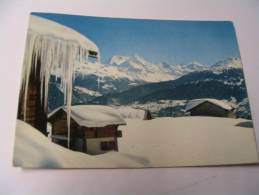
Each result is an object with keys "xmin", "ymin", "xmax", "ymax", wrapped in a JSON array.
[
  {"xmin": 17, "ymin": 53, "xmax": 47, "ymax": 135},
  {"xmin": 83, "ymin": 125, "xmax": 118, "ymax": 139}
]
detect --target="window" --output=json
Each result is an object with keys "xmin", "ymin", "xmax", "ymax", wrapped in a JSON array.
[
  {"xmin": 100, "ymin": 141, "xmax": 115, "ymax": 151},
  {"xmin": 116, "ymin": 130, "xmax": 122, "ymax": 138},
  {"xmin": 88, "ymin": 50, "xmax": 98, "ymax": 57},
  {"xmin": 88, "ymin": 50, "xmax": 98, "ymax": 63}
]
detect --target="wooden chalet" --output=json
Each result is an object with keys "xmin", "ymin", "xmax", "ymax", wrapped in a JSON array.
[
  {"xmin": 185, "ymin": 98, "xmax": 235, "ymax": 118},
  {"xmin": 48, "ymin": 105, "xmax": 126, "ymax": 155}
]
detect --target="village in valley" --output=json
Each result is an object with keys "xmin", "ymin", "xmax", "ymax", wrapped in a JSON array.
[{"xmin": 13, "ymin": 14, "xmax": 259, "ymax": 168}]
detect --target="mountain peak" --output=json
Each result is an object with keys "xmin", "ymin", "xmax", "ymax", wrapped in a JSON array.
[
  {"xmin": 109, "ymin": 55, "xmax": 130, "ymax": 65},
  {"xmin": 188, "ymin": 60, "xmax": 205, "ymax": 67},
  {"xmin": 212, "ymin": 57, "xmax": 242, "ymax": 70}
]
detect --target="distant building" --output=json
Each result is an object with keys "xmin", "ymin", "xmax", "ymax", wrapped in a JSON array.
[
  {"xmin": 117, "ymin": 107, "xmax": 152, "ymax": 120},
  {"xmin": 144, "ymin": 110, "xmax": 152, "ymax": 120},
  {"xmin": 48, "ymin": 105, "xmax": 126, "ymax": 155},
  {"xmin": 185, "ymin": 98, "xmax": 235, "ymax": 118}
]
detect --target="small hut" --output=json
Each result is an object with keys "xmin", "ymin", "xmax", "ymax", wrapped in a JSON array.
[
  {"xmin": 48, "ymin": 105, "xmax": 126, "ymax": 155},
  {"xmin": 185, "ymin": 98, "xmax": 235, "ymax": 118}
]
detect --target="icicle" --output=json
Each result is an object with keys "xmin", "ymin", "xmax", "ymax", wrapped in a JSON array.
[
  {"xmin": 97, "ymin": 76, "xmax": 100, "ymax": 90},
  {"xmin": 21, "ymin": 29, "xmax": 89, "ymax": 148}
]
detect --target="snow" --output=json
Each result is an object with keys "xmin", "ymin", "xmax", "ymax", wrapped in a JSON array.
[
  {"xmin": 74, "ymin": 61, "xmax": 134, "ymax": 81},
  {"xmin": 56, "ymin": 57, "xmax": 243, "ymax": 88},
  {"xmin": 109, "ymin": 55, "xmax": 130, "ymax": 65},
  {"xmin": 115, "ymin": 106, "xmax": 146, "ymax": 119},
  {"xmin": 235, "ymin": 98, "xmax": 251, "ymax": 118},
  {"xmin": 29, "ymin": 16, "xmax": 99, "ymax": 54},
  {"xmin": 14, "ymin": 117, "xmax": 258, "ymax": 168},
  {"xmin": 102, "ymin": 83, "xmax": 116, "ymax": 90},
  {"xmin": 21, "ymin": 15, "xmax": 100, "ymax": 148},
  {"xmin": 211, "ymin": 58, "xmax": 243, "ymax": 72},
  {"xmin": 131, "ymin": 100, "xmax": 187, "ymax": 113},
  {"xmin": 70, "ymin": 56, "xmax": 242, "ymax": 85},
  {"xmin": 185, "ymin": 98, "xmax": 233, "ymax": 111},
  {"xmin": 76, "ymin": 55, "xmax": 209, "ymax": 83},
  {"xmin": 118, "ymin": 117, "xmax": 258, "ymax": 167},
  {"xmin": 74, "ymin": 86, "xmax": 102, "ymax": 97},
  {"xmin": 48, "ymin": 105, "xmax": 126, "ymax": 127},
  {"xmin": 13, "ymin": 120, "xmax": 148, "ymax": 168}
]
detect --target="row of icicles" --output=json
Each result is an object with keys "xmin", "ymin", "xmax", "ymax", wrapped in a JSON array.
[{"xmin": 21, "ymin": 30, "xmax": 93, "ymax": 148}]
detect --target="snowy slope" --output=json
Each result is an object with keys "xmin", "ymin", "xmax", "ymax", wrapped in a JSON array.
[
  {"xmin": 49, "ymin": 55, "xmax": 210, "ymax": 103},
  {"xmin": 211, "ymin": 57, "xmax": 243, "ymax": 72},
  {"xmin": 13, "ymin": 117, "xmax": 258, "ymax": 168},
  {"xmin": 52, "ymin": 54, "xmax": 210, "ymax": 87},
  {"xmin": 74, "ymin": 86, "xmax": 101, "ymax": 97},
  {"xmin": 107, "ymin": 55, "xmax": 210, "ymax": 82},
  {"xmin": 72, "ymin": 56, "xmax": 243, "ymax": 85},
  {"xmin": 52, "ymin": 56, "xmax": 244, "ymax": 100},
  {"xmin": 119, "ymin": 117, "xmax": 258, "ymax": 167},
  {"xmin": 13, "ymin": 120, "xmax": 149, "ymax": 168},
  {"xmin": 130, "ymin": 100, "xmax": 188, "ymax": 117}
]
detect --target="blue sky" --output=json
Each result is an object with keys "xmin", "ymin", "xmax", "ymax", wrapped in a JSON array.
[{"xmin": 32, "ymin": 12, "xmax": 240, "ymax": 65}]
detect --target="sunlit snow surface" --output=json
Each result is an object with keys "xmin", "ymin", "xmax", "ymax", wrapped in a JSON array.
[
  {"xmin": 14, "ymin": 117, "xmax": 258, "ymax": 168},
  {"xmin": 48, "ymin": 105, "xmax": 126, "ymax": 127},
  {"xmin": 13, "ymin": 120, "xmax": 148, "ymax": 168}
]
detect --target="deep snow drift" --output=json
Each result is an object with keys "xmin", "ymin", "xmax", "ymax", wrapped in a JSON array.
[
  {"xmin": 14, "ymin": 117, "xmax": 258, "ymax": 168},
  {"xmin": 13, "ymin": 120, "xmax": 149, "ymax": 168},
  {"xmin": 119, "ymin": 117, "xmax": 258, "ymax": 167}
]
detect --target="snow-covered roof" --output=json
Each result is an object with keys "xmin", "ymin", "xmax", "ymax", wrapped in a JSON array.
[
  {"xmin": 48, "ymin": 105, "xmax": 126, "ymax": 127},
  {"xmin": 116, "ymin": 106, "xmax": 146, "ymax": 120},
  {"xmin": 185, "ymin": 99, "xmax": 233, "ymax": 111},
  {"xmin": 29, "ymin": 15, "xmax": 99, "ymax": 54}
]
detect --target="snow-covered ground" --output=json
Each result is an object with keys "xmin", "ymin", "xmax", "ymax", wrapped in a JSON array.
[
  {"xmin": 14, "ymin": 116, "xmax": 258, "ymax": 168},
  {"xmin": 119, "ymin": 117, "xmax": 258, "ymax": 167},
  {"xmin": 13, "ymin": 120, "xmax": 149, "ymax": 168},
  {"xmin": 74, "ymin": 86, "xmax": 102, "ymax": 97}
]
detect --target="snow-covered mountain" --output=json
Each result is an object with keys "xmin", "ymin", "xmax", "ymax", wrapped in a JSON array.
[
  {"xmin": 51, "ymin": 54, "xmax": 242, "ymax": 86},
  {"xmin": 211, "ymin": 57, "xmax": 243, "ymax": 71},
  {"xmin": 48, "ymin": 56, "xmax": 250, "ymax": 118},
  {"xmin": 49, "ymin": 54, "xmax": 210, "ymax": 100},
  {"xmin": 107, "ymin": 55, "xmax": 210, "ymax": 82},
  {"xmin": 108, "ymin": 55, "xmax": 130, "ymax": 66},
  {"xmin": 89, "ymin": 57, "xmax": 251, "ymax": 118},
  {"xmin": 64, "ymin": 54, "xmax": 210, "ymax": 85}
]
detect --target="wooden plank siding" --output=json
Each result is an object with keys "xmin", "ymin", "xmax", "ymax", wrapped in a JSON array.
[
  {"xmin": 48, "ymin": 109, "xmax": 121, "ymax": 153},
  {"xmin": 83, "ymin": 125, "xmax": 118, "ymax": 139},
  {"xmin": 17, "ymin": 54, "xmax": 47, "ymax": 135}
]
